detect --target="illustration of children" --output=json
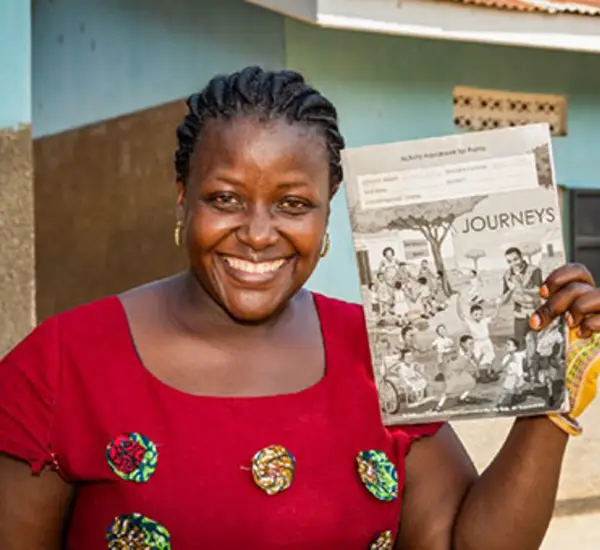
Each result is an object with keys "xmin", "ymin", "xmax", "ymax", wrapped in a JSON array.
[
  {"xmin": 393, "ymin": 280, "xmax": 410, "ymax": 321},
  {"xmin": 456, "ymin": 296, "xmax": 500, "ymax": 381},
  {"xmin": 398, "ymin": 349, "xmax": 428, "ymax": 405},
  {"xmin": 367, "ymin": 282, "xmax": 379, "ymax": 315},
  {"xmin": 535, "ymin": 317, "xmax": 564, "ymax": 395},
  {"xmin": 432, "ymin": 334, "xmax": 478, "ymax": 411},
  {"xmin": 401, "ymin": 324, "xmax": 427, "ymax": 354},
  {"xmin": 467, "ymin": 270, "xmax": 484, "ymax": 305},
  {"xmin": 523, "ymin": 329, "xmax": 539, "ymax": 383},
  {"xmin": 499, "ymin": 338, "xmax": 526, "ymax": 408},
  {"xmin": 431, "ymin": 324, "xmax": 455, "ymax": 377},
  {"xmin": 374, "ymin": 273, "xmax": 395, "ymax": 326},
  {"xmin": 414, "ymin": 276, "xmax": 436, "ymax": 318}
]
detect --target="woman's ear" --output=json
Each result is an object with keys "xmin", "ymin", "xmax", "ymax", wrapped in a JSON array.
[{"xmin": 176, "ymin": 181, "xmax": 186, "ymax": 217}]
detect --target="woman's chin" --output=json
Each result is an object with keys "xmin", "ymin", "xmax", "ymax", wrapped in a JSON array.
[{"xmin": 219, "ymin": 289, "xmax": 292, "ymax": 324}]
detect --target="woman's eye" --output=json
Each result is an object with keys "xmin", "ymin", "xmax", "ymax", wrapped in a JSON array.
[
  {"xmin": 209, "ymin": 194, "xmax": 242, "ymax": 210},
  {"xmin": 279, "ymin": 198, "xmax": 311, "ymax": 213}
]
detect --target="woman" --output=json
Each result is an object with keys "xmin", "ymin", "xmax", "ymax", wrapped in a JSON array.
[{"xmin": 0, "ymin": 66, "xmax": 599, "ymax": 550}]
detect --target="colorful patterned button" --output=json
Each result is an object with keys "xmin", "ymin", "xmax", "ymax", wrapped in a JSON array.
[
  {"xmin": 251, "ymin": 445, "xmax": 296, "ymax": 496},
  {"xmin": 356, "ymin": 450, "xmax": 399, "ymax": 502},
  {"xmin": 107, "ymin": 513, "xmax": 170, "ymax": 549},
  {"xmin": 106, "ymin": 432, "xmax": 158, "ymax": 483},
  {"xmin": 370, "ymin": 530, "xmax": 394, "ymax": 550}
]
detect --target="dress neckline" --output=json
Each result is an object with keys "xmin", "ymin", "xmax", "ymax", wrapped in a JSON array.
[{"xmin": 111, "ymin": 292, "xmax": 334, "ymax": 405}]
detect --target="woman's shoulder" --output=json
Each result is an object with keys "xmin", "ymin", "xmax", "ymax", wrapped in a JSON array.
[
  {"xmin": 3, "ymin": 295, "xmax": 124, "ymax": 365},
  {"xmin": 46, "ymin": 295, "xmax": 123, "ymax": 337},
  {"xmin": 312, "ymin": 291, "xmax": 363, "ymax": 311},
  {"xmin": 312, "ymin": 292, "xmax": 367, "ymax": 333}
]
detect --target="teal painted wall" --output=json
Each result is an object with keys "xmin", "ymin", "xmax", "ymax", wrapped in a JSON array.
[
  {"xmin": 286, "ymin": 20, "xmax": 600, "ymax": 302},
  {"xmin": 32, "ymin": 0, "xmax": 285, "ymax": 137},
  {"xmin": 1, "ymin": 0, "xmax": 31, "ymax": 127}
]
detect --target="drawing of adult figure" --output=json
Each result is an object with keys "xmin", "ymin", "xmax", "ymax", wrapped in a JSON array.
[
  {"xmin": 378, "ymin": 247, "xmax": 401, "ymax": 287},
  {"xmin": 499, "ymin": 247, "xmax": 543, "ymax": 349}
]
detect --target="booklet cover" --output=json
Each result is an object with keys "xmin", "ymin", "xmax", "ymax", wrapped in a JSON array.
[{"xmin": 342, "ymin": 123, "xmax": 570, "ymax": 425}]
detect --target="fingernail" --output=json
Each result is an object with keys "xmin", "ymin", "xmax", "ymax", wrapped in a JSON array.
[
  {"xmin": 565, "ymin": 312, "xmax": 574, "ymax": 327},
  {"xmin": 540, "ymin": 285, "xmax": 549, "ymax": 299},
  {"xmin": 530, "ymin": 314, "xmax": 541, "ymax": 330}
]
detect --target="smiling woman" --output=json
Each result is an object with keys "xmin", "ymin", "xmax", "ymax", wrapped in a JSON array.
[{"xmin": 1, "ymin": 66, "xmax": 600, "ymax": 550}]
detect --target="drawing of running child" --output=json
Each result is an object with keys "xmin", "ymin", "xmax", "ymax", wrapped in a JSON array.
[{"xmin": 456, "ymin": 293, "xmax": 501, "ymax": 382}]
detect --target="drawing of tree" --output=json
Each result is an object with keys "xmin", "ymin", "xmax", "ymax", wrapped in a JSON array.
[
  {"xmin": 350, "ymin": 196, "xmax": 487, "ymax": 296},
  {"xmin": 465, "ymin": 249, "xmax": 486, "ymax": 271},
  {"xmin": 521, "ymin": 242, "xmax": 542, "ymax": 263}
]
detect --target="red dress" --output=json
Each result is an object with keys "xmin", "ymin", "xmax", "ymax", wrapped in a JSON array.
[{"xmin": 0, "ymin": 293, "xmax": 441, "ymax": 549}]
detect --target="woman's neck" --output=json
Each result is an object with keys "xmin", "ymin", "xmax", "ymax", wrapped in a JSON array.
[{"xmin": 167, "ymin": 270, "xmax": 298, "ymax": 340}]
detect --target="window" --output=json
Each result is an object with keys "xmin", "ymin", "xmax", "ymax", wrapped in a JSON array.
[
  {"xmin": 567, "ymin": 189, "xmax": 600, "ymax": 283},
  {"xmin": 403, "ymin": 239, "xmax": 430, "ymax": 261},
  {"xmin": 453, "ymin": 87, "xmax": 567, "ymax": 137}
]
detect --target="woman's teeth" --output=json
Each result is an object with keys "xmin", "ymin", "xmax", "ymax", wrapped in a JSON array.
[{"xmin": 223, "ymin": 257, "xmax": 286, "ymax": 274}]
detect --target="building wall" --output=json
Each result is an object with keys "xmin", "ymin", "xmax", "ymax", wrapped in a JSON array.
[
  {"xmin": 284, "ymin": 19, "xmax": 600, "ymax": 542},
  {"xmin": 285, "ymin": 20, "xmax": 600, "ymax": 302},
  {"xmin": 0, "ymin": 1, "xmax": 34, "ymax": 356},
  {"xmin": 32, "ymin": 0, "xmax": 285, "ymax": 320}
]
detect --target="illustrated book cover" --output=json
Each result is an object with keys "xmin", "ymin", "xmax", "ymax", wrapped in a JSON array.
[{"xmin": 342, "ymin": 123, "xmax": 570, "ymax": 424}]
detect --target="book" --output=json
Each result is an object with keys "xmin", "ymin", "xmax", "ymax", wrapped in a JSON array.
[{"xmin": 342, "ymin": 123, "xmax": 570, "ymax": 425}]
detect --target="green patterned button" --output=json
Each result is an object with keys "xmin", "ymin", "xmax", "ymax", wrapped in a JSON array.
[{"xmin": 357, "ymin": 450, "xmax": 398, "ymax": 502}]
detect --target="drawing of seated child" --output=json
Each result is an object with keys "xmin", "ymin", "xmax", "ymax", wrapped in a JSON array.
[
  {"xmin": 431, "ymin": 324, "xmax": 456, "ymax": 378},
  {"xmin": 499, "ymin": 338, "xmax": 526, "ymax": 408},
  {"xmin": 432, "ymin": 335, "xmax": 478, "ymax": 412},
  {"xmin": 456, "ymin": 296, "xmax": 500, "ymax": 381},
  {"xmin": 387, "ymin": 349, "xmax": 428, "ymax": 405}
]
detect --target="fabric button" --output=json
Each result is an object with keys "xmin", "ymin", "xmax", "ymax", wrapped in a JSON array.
[
  {"xmin": 106, "ymin": 512, "xmax": 170, "ymax": 549},
  {"xmin": 106, "ymin": 432, "xmax": 158, "ymax": 483},
  {"xmin": 356, "ymin": 450, "xmax": 399, "ymax": 502},
  {"xmin": 251, "ymin": 445, "xmax": 296, "ymax": 496},
  {"xmin": 369, "ymin": 530, "xmax": 394, "ymax": 549}
]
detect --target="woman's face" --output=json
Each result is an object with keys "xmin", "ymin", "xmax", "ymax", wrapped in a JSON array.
[{"xmin": 178, "ymin": 116, "xmax": 331, "ymax": 322}]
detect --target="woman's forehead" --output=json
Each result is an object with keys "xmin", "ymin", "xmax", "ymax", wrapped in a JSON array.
[{"xmin": 192, "ymin": 117, "xmax": 328, "ymax": 178}]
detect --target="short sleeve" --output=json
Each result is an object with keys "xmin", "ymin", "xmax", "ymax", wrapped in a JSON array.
[{"xmin": 0, "ymin": 318, "xmax": 61, "ymax": 474}]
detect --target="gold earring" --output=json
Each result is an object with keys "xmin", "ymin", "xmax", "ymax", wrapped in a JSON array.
[
  {"xmin": 320, "ymin": 232, "xmax": 331, "ymax": 258},
  {"xmin": 174, "ymin": 220, "xmax": 184, "ymax": 247}
]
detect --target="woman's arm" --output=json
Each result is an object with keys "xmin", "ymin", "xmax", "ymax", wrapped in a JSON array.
[
  {"xmin": 0, "ymin": 455, "xmax": 74, "ymax": 550},
  {"xmin": 397, "ymin": 419, "xmax": 565, "ymax": 550}
]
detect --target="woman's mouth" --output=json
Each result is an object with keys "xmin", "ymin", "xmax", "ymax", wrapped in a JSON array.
[
  {"xmin": 223, "ymin": 256, "xmax": 286, "ymax": 273},
  {"xmin": 220, "ymin": 255, "xmax": 290, "ymax": 284}
]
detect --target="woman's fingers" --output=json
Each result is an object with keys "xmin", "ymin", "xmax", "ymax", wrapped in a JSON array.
[
  {"xmin": 540, "ymin": 263, "xmax": 595, "ymax": 298},
  {"xmin": 531, "ymin": 282, "xmax": 595, "ymax": 331},
  {"xmin": 565, "ymin": 288, "xmax": 600, "ymax": 326},
  {"xmin": 579, "ymin": 315, "xmax": 600, "ymax": 339}
]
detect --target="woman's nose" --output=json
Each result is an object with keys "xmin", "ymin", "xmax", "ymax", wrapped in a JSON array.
[{"xmin": 236, "ymin": 207, "xmax": 278, "ymax": 251}]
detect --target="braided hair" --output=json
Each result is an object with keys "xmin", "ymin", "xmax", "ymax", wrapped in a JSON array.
[{"xmin": 174, "ymin": 66, "xmax": 345, "ymax": 197}]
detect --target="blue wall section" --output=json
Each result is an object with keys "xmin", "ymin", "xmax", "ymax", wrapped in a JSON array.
[
  {"xmin": 0, "ymin": 1, "xmax": 31, "ymax": 127},
  {"xmin": 285, "ymin": 21, "xmax": 600, "ymax": 302},
  {"xmin": 32, "ymin": 0, "xmax": 285, "ymax": 137}
]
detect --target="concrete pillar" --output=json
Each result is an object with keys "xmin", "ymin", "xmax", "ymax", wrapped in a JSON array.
[{"xmin": 0, "ymin": 1, "xmax": 34, "ymax": 356}]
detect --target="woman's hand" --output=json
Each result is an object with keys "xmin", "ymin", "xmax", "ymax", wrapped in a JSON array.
[
  {"xmin": 531, "ymin": 263, "xmax": 600, "ymax": 336},
  {"xmin": 530, "ymin": 263, "xmax": 600, "ymax": 435}
]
